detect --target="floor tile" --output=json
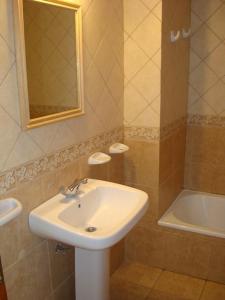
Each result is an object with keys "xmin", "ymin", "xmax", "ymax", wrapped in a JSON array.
[
  {"xmin": 111, "ymin": 276, "xmax": 150, "ymax": 300},
  {"xmin": 147, "ymin": 271, "xmax": 205, "ymax": 300},
  {"xmin": 200, "ymin": 281, "xmax": 225, "ymax": 300},
  {"xmin": 112, "ymin": 262, "xmax": 162, "ymax": 289}
]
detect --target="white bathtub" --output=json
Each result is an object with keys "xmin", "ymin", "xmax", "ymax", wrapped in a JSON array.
[{"xmin": 158, "ymin": 190, "xmax": 225, "ymax": 239}]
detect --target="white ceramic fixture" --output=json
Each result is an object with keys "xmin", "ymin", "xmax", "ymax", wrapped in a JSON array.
[
  {"xmin": 88, "ymin": 152, "xmax": 111, "ymax": 165},
  {"xmin": 29, "ymin": 179, "xmax": 148, "ymax": 300},
  {"xmin": 109, "ymin": 143, "xmax": 129, "ymax": 154},
  {"xmin": 158, "ymin": 190, "xmax": 225, "ymax": 238},
  {"xmin": 0, "ymin": 198, "xmax": 22, "ymax": 226}
]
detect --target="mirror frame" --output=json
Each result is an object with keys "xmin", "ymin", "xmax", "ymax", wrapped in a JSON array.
[{"xmin": 14, "ymin": 0, "xmax": 85, "ymax": 129}]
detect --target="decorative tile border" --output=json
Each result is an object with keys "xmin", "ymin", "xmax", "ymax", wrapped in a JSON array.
[
  {"xmin": 0, "ymin": 127, "xmax": 123, "ymax": 194},
  {"xmin": 160, "ymin": 116, "xmax": 187, "ymax": 139},
  {"xmin": 188, "ymin": 114, "xmax": 225, "ymax": 127},
  {"xmin": 125, "ymin": 117, "xmax": 186, "ymax": 142},
  {"xmin": 124, "ymin": 126, "xmax": 160, "ymax": 141}
]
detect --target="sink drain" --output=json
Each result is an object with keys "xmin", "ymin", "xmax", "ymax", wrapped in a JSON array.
[{"xmin": 86, "ymin": 226, "xmax": 97, "ymax": 232}]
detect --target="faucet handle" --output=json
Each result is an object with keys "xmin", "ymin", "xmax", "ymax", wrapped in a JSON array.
[{"xmin": 68, "ymin": 178, "xmax": 88, "ymax": 192}]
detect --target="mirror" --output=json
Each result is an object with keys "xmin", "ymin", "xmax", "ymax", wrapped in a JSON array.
[{"xmin": 14, "ymin": 0, "xmax": 84, "ymax": 129}]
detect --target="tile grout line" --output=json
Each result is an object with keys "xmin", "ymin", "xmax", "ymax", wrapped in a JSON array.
[{"xmin": 198, "ymin": 280, "xmax": 207, "ymax": 300}]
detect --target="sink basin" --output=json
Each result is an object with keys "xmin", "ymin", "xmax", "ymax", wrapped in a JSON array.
[
  {"xmin": 29, "ymin": 179, "xmax": 148, "ymax": 250},
  {"xmin": 29, "ymin": 179, "xmax": 148, "ymax": 300}
]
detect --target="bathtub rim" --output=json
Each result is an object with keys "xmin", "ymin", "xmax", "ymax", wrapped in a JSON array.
[{"xmin": 158, "ymin": 189, "xmax": 225, "ymax": 239}]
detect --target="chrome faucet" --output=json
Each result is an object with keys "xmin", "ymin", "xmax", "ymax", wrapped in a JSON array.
[{"xmin": 60, "ymin": 178, "xmax": 88, "ymax": 198}]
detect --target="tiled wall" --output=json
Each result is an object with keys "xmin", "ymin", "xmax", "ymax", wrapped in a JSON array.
[
  {"xmin": 159, "ymin": 0, "xmax": 191, "ymax": 215},
  {"xmin": 188, "ymin": 0, "xmax": 225, "ymax": 118},
  {"xmin": 161, "ymin": 0, "xmax": 190, "ymax": 127},
  {"xmin": 124, "ymin": 0, "xmax": 162, "ymax": 130},
  {"xmin": 125, "ymin": 0, "xmax": 225, "ymax": 286},
  {"xmin": 123, "ymin": 0, "xmax": 224, "ymax": 285},
  {"xmin": 126, "ymin": 222, "xmax": 225, "ymax": 285},
  {"xmin": 123, "ymin": 0, "xmax": 162, "ymax": 242},
  {"xmin": 123, "ymin": 0, "xmax": 190, "ymax": 217},
  {"xmin": 185, "ymin": 0, "xmax": 225, "ymax": 194},
  {"xmin": 0, "ymin": 0, "xmax": 124, "ymax": 299},
  {"xmin": 0, "ymin": 152, "xmax": 124, "ymax": 300},
  {"xmin": 0, "ymin": 0, "xmax": 123, "ymax": 173}
]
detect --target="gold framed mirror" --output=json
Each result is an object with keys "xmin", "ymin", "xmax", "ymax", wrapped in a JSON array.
[{"xmin": 14, "ymin": 0, "xmax": 84, "ymax": 129}]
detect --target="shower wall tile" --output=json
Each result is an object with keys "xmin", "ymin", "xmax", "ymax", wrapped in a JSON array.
[
  {"xmin": 159, "ymin": 0, "xmax": 190, "ymax": 215},
  {"xmin": 161, "ymin": 0, "xmax": 191, "ymax": 127},
  {"xmin": 158, "ymin": 123, "xmax": 187, "ymax": 216},
  {"xmin": 47, "ymin": 240, "xmax": 74, "ymax": 290},
  {"xmin": 188, "ymin": 0, "xmax": 225, "ymax": 118},
  {"xmin": 184, "ymin": 125, "xmax": 225, "ymax": 195}
]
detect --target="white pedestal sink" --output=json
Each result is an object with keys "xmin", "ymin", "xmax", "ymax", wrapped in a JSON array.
[{"xmin": 29, "ymin": 179, "xmax": 148, "ymax": 300}]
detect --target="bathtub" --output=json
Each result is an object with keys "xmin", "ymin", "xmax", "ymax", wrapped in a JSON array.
[{"xmin": 158, "ymin": 190, "xmax": 225, "ymax": 239}]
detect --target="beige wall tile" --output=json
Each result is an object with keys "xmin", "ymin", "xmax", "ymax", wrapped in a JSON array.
[
  {"xmin": 110, "ymin": 240, "xmax": 125, "ymax": 275},
  {"xmin": 53, "ymin": 274, "xmax": 75, "ymax": 300},
  {"xmin": 4, "ymin": 241, "xmax": 51, "ymax": 300},
  {"xmin": 48, "ymin": 240, "xmax": 74, "ymax": 289},
  {"xmin": 159, "ymin": 169, "xmax": 182, "ymax": 216},
  {"xmin": 207, "ymin": 240, "xmax": 225, "ymax": 284},
  {"xmin": 124, "ymin": 0, "xmax": 161, "ymax": 129},
  {"xmin": 125, "ymin": 226, "xmax": 166, "ymax": 269},
  {"xmin": 0, "ymin": 178, "xmax": 44, "ymax": 269},
  {"xmin": 159, "ymin": 136, "xmax": 173, "ymax": 184},
  {"xmin": 212, "ymin": 165, "xmax": 225, "ymax": 195},
  {"xmin": 124, "ymin": 139, "xmax": 159, "ymax": 188},
  {"xmin": 108, "ymin": 154, "xmax": 124, "ymax": 184},
  {"xmin": 161, "ymin": 0, "xmax": 190, "ymax": 127},
  {"xmin": 171, "ymin": 125, "xmax": 187, "ymax": 173},
  {"xmin": 164, "ymin": 233, "xmax": 211, "ymax": 279},
  {"xmin": 129, "ymin": 184, "xmax": 159, "ymax": 225},
  {"xmin": 185, "ymin": 125, "xmax": 225, "ymax": 195},
  {"xmin": 184, "ymin": 161, "xmax": 215, "ymax": 193},
  {"xmin": 189, "ymin": 2, "xmax": 225, "ymax": 116}
]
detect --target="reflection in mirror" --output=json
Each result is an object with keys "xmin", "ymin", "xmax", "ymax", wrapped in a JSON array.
[{"xmin": 14, "ymin": 0, "xmax": 84, "ymax": 129}]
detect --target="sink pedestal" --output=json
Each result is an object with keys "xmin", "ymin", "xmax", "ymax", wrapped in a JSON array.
[{"xmin": 75, "ymin": 247, "xmax": 110, "ymax": 300}]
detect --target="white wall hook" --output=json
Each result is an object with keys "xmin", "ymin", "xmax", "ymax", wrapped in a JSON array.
[
  {"xmin": 182, "ymin": 28, "xmax": 191, "ymax": 38},
  {"xmin": 170, "ymin": 30, "xmax": 180, "ymax": 43}
]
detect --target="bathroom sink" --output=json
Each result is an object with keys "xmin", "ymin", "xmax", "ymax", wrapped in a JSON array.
[{"xmin": 29, "ymin": 179, "xmax": 148, "ymax": 250}]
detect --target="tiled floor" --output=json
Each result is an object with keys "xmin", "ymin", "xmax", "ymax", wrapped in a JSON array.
[{"xmin": 110, "ymin": 262, "xmax": 225, "ymax": 300}]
